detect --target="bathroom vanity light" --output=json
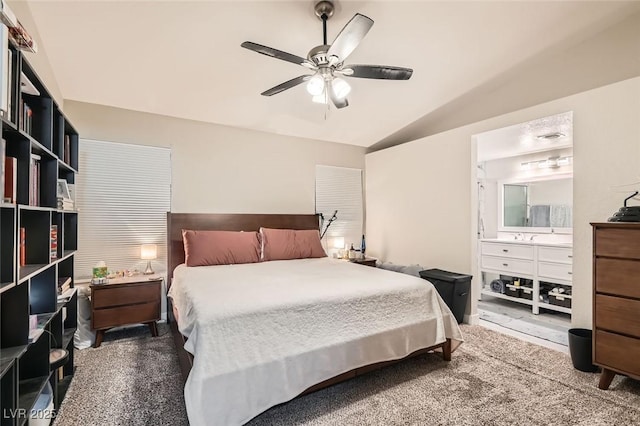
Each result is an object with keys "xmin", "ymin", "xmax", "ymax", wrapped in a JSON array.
[{"xmin": 521, "ymin": 156, "xmax": 572, "ymax": 170}]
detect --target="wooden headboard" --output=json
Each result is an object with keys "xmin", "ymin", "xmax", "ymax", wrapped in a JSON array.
[{"xmin": 166, "ymin": 213, "xmax": 321, "ymax": 286}]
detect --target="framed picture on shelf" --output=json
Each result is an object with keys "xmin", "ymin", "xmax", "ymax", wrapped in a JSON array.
[{"xmin": 57, "ymin": 179, "xmax": 71, "ymax": 200}]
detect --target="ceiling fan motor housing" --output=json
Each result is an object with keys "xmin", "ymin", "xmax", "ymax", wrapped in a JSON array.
[{"xmin": 308, "ymin": 45, "xmax": 331, "ymax": 66}]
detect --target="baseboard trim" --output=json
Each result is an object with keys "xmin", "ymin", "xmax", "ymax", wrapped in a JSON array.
[{"xmin": 464, "ymin": 313, "xmax": 480, "ymax": 325}]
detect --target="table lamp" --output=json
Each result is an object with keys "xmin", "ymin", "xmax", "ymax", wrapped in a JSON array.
[{"xmin": 141, "ymin": 244, "xmax": 157, "ymax": 275}]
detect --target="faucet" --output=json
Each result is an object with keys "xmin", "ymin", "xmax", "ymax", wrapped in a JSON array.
[
  {"xmin": 529, "ymin": 235, "xmax": 538, "ymax": 241},
  {"xmin": 515, "ymin": 233, "xmax": 524, "ymax": 241}
]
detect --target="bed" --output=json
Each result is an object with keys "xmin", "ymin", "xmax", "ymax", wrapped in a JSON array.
[{"xmin": 166, "ymin": 213, "xmax": 463, "ymax": 426}]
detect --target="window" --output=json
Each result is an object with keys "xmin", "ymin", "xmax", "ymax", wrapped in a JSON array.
[
  {"xmin": 315, "ymin": 165, "xmax": 363, "ymax": 254},
  {"xmin": 75, "ymin": 139, "xmax": 171, "ymax": 279}
]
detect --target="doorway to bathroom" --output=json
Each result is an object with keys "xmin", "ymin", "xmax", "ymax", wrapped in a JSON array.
[{"xmin": 473, "ymin": 112, "xmax": 573, "ymax": 350}]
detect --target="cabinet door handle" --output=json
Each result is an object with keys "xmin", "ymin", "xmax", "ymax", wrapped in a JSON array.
[
  {"xmin": 503, "ymin": 263, "xmax": 509, "ymax": 267},
  {"xmin": 568, "ymin": 255, "xmax": 573, "ymax": 258},
  {"xmin": 502, "ymin": 249, "xmax": 509, "ymax": 252},
  {"xmin": 568, "ymin": 271, "xmax": 572, "ymax": 275}
]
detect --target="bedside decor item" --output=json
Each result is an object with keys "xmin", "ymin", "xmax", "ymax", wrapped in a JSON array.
[
  {"xmin": 607, "ymin": 191, "xmax": 640, "ymax": 222},
  {"xmin": 141, "ymin": 244, "xmax": 157, "ymax": 275},
  {"xmin": 92, "ymin": 260, "xmax": 108, "ymax": 284},
  {"xmin": 319, "ymin": 210, "xmax": 338, "ymax": 239}
]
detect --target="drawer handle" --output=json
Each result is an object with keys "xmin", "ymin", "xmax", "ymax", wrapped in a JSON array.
[
  {"xmin": 503, "ymin": 263, "xmax": 509, "ymax": 267},
  {"xmin": 502, "ymin": 249, "xmax": 509, "ymax": 253},
  {"xmin": 568, "ymin": 272, "xmax": 572, "ymax": 275},
  {"xmin": 568, "ymin": 255, "xmax": 573, "ymax": 258}
]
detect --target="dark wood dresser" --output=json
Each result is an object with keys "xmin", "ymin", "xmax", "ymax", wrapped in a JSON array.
[{"xmin": 592, "ymin": 222, "xmax": 640, "ymax": 389}]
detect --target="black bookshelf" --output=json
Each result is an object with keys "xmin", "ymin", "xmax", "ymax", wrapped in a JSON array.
[{"xmin": 0, "ymin": 39, "xmax": 79, "ymax": 425}]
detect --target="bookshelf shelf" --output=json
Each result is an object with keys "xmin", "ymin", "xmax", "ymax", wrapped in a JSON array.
[
  {"xmin": 18, "ymin": 263, "xmax": 49, "ymax": 282},
  {"xmin": 1, "ymin": 37, "xmax": 79, "ymax": 423},
  {"xmin": 18, "ymin": 374, "xmax": 50, "ymax": 412},
  {"xmin": 0, "ymin": 281, "xmax": 16, "ymax": 294}
]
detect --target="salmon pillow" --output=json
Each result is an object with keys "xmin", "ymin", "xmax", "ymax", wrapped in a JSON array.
[
  {"xmin": 182, "ymin": 230, "xmax": 261, "ymax": 266},
  {"xmin": 259, "ymin": 228, "xmax": 326, "ymax": 261}
]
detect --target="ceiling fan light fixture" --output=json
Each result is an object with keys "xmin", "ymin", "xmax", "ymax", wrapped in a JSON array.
[
  {"xmin": 331, "ymin": 77, "xmax": 351, "ymax": 99},
  {"xmin": 312, "ymin": 93, "xmax": 328, "ymax": 104},
  {"xmin": 306, "ymin": 74, "xmax": 325, "ymax": 95}
]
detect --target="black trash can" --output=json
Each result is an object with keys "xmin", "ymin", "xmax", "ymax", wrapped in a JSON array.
[
  {"xmin": 568, "ymin": 328, "xmax": 597, "ymax": 372},
  {"xmin": 419, "ymin": 269, "xmax": 472, "ymax": 324}
]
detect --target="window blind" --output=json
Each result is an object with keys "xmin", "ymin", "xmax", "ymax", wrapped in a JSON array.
[
  {"xmin": 315, "ymin": 165, "xmax": 363, "ymax": 253},
  {"xmin": 75, "ymin": 139, "xmax": 171, "ymax": 279}
]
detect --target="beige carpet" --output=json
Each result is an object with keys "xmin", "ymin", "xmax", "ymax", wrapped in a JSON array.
[
  {"xmin": 251, "ymin": 325, "xmax": 640, "ymax": 425},
  {"xmin": 55, "ymin": 324, "xmax": 640, "ymax": 425}
]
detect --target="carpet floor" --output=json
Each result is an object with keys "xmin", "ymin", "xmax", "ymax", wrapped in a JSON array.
[{"xmin": 55, "ymin": 324, "xmax": 640, "ymax": 426}]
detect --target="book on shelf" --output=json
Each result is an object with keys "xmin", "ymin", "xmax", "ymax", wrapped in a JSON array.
[
  {"xmin": 57, "ymin": 276, "xmax": 72, "ymax": 298},
  {"xmin": 20, "ymin": 71, "xmax": 39, "ymax": 96},
  {"xmin": 8, "ymin": 20, "xmax": 38, "ymax": 53},
  {"xmin": 0, "ymin": 138, "xmax": 4, "ymax": 201},
  {"xmin": 3, "ymin": 154, "xmax": 16, "ymax": 203},
  {"xmin": 29, "ymin": 153, "xmax": 40, "ymax": 206},
  {"xmin": 0, "ymin": 23, "xmax": 8, "ymax": 117},
  {"xmin": 50, "ymin": 224, "xmax": 58, "ymax": 261},
  {"xmin": 19, "ymin": 98, "xmax": 32, "ymax": 135},
  {"xmin": 19, "ymin": 226, "xmax": 25, "ymax": 266},
  {"xmin": 64, "ymin": 134, "xmax": 70, "ymax": 165}
]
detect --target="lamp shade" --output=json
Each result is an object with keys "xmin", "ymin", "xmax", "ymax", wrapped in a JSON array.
[
  {"xmin": 306, "ymin": 74, "xmax": 325, "ymax": 96},
  {"xmin": 331, "ymin": 77, "xmax": 351, "ymax": 99},
  {"xmin": 330, "ymin": 237, "xmax": 345, "ymax": 249},
  {"xmin": 140, "ymin": 244, "xmax": 157, "ymax": 260}
]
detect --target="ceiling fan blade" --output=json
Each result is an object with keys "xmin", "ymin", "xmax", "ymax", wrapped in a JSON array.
[
  {"xmin": 327, "ymin": 13, "xmax": 374, "ymax": 63},
  {"xmin": 261, "ymin": 75, "xmax": 310, "ymax": 96},
  {"xmin": 344, "ymin": 65, "xmax": 413, "ymax": 80},
  {"xmin": 328, "ymin": 81, "xmax": 349, "ymax": 109},
  {"xmin": 241, "ymin": 41, "xmax": 312, "ymax": 67}
]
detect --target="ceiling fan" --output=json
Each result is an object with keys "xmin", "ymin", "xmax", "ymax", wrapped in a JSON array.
[{"xmin": 241, "ymin": 0, "xmax": 413, "ymax": 109}]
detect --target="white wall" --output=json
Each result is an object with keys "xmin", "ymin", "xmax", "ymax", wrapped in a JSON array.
[
  {"xmin": 366, "ymin": 76, "xmax": 640, "ymax": 327},
  {"xmin": 64, "ymin": 101, "xmax": 365, "ymax": 214}
]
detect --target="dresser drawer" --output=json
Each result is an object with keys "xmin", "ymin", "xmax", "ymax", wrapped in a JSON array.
[
  {"xmin": 595, "ymin": 228, "xmax": 640, "ymax": 260},
  {"xmin": 595, "ymin": 294, "xmax": 640, "ymax": 338},
  {"xmin": 595, "ymin": 258, "xmax": 640, "ymax": 299},
  {"xmin": 481, "ymin": 243, "xmax": 533, "ymax": 260},
  {"xmin": 93, "ymin": 282, "xmax": 160, "ymax": 309},
  {"xmin": 481, "ymin": 255, "xmax": 534, "ymax": 276},
  {"xmin": 538, "ymin": 261, "xmax": 572, "ymax": 282},
  {"xmin": 92, "ymin": 301, "xmax": 160, "ymax": 330},
  {"xmin": 595, "ymin": 330, "xmax": 640, "ymax": 377},
  {"xmin": 538, "ymin": 246, "xmax": 573, "ymax": 264}
]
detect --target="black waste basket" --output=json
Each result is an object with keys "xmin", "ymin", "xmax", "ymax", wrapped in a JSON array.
[
  {"xmin": 419, "ymin": 269, "xmax": 472, "ymax": 324},
  {"xmin": 568, "ymin": 328, "xmax": 597, "ymax": 372}
]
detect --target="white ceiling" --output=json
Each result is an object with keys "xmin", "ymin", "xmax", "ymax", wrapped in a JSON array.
[{"xmin": 25, "ymin": 1, "xmax": 640, "ymax": 148}]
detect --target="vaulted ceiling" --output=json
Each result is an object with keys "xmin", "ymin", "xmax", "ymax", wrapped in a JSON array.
[{"xmin": 24, "ymin": 1, "xmax": 640, "ymax": 149}]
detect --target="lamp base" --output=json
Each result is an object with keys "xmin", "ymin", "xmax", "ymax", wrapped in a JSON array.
[{"xmin": 143, "ymin": 261, "xmax": 154, "ymax": 275}]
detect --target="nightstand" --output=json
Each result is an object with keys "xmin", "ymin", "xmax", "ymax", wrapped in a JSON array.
[
  {"xmin": 90, "ymin": 276, "xmax": 162, "ymax": 347},
  {"xmin": 350, "ymin": 257, "xmax": 377, "ymax": 267}
]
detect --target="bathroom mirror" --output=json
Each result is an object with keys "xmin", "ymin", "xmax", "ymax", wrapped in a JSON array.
[{"xmin": 499, "ymin": 175, "xmax": 573, "ymax": 233}]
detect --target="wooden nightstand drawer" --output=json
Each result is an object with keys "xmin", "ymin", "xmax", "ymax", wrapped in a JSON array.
[
  {"xmin": 93, "ymin": 301, "xmax": 160, "ymax": 330},
  {"xmin": 93, "ymin": 282, "xmax": 160, "ymax": 308}
]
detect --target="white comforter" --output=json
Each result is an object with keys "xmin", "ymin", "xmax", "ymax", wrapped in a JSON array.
[{"xmin": 168, "ymin": 258, "xmax": 463, "ymax": 426}]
